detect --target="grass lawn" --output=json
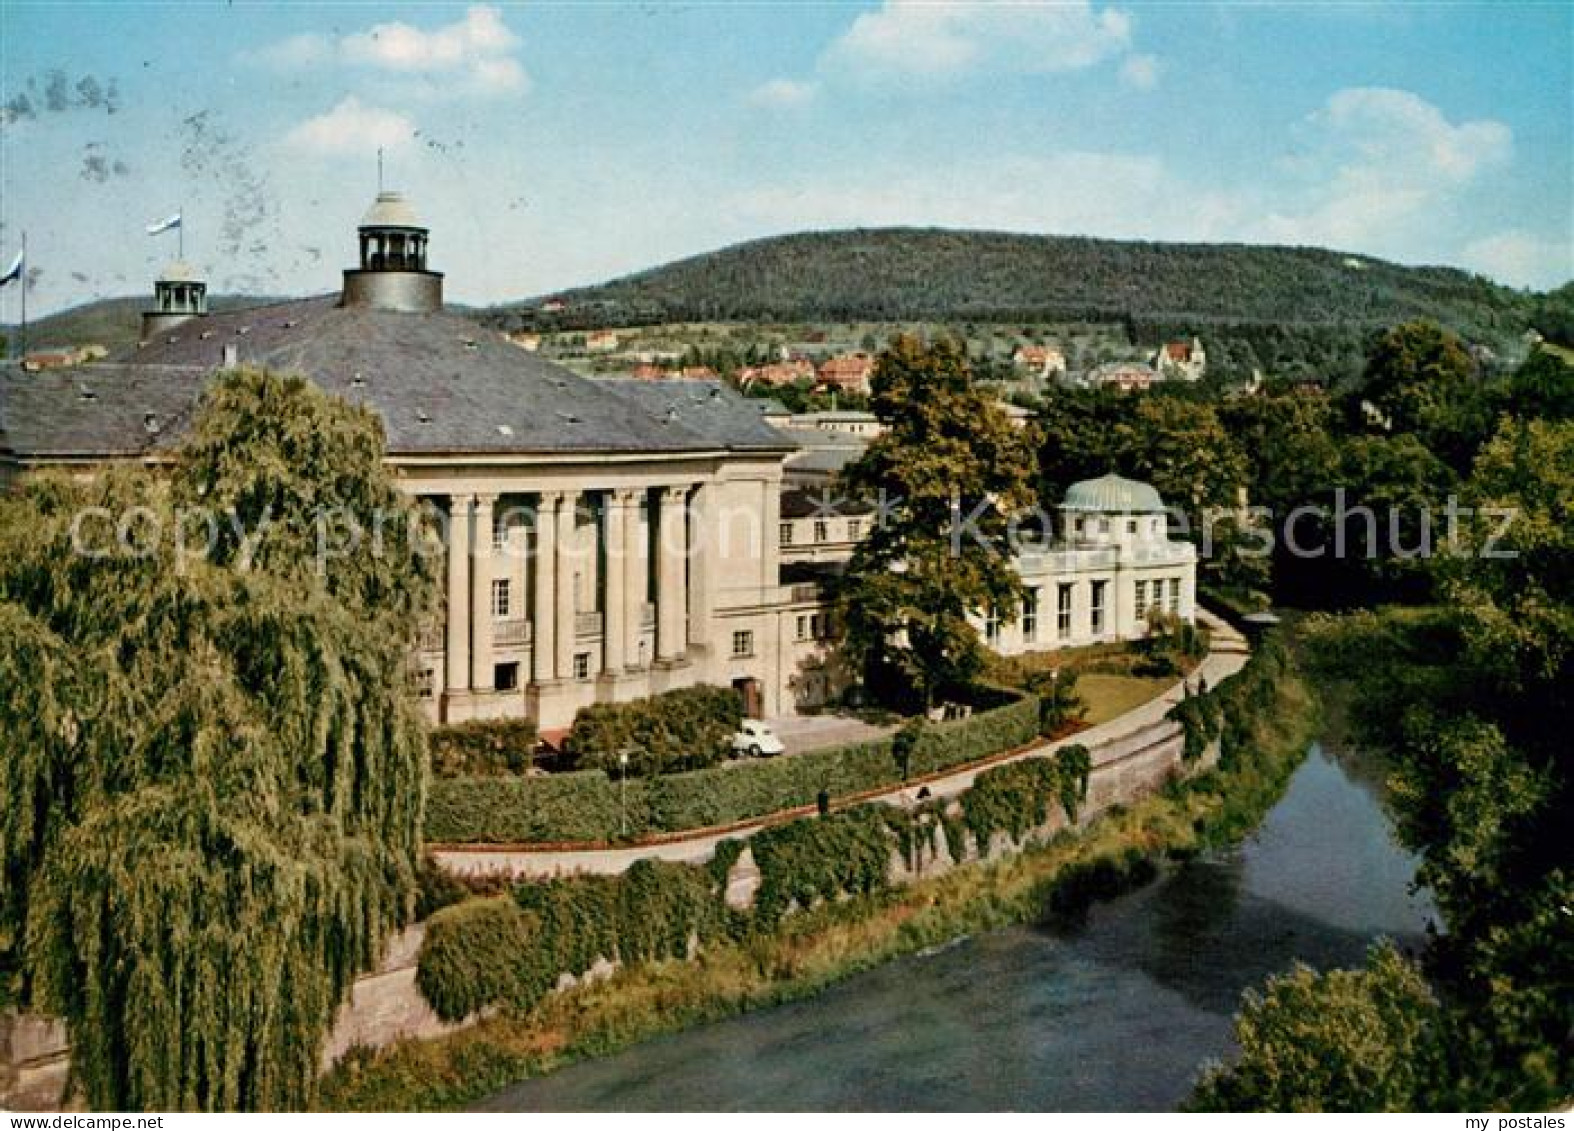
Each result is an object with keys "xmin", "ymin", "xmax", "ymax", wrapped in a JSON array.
[{"xmin": 1076, "ymin": 671, "xmax": 1177, "ymax": 725}]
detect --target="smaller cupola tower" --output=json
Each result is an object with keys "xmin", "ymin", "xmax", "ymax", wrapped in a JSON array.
[
  {"xmin": 341, "ymin": 190, "xmax": 443, "ymax": 314},
  {"xmin": 140, "ymin": 261, "xmax": 208, "ymax": 339}
]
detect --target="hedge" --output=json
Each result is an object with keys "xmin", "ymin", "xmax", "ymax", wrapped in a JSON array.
[
  {"xmin": 429, "ymin": 718, "xmax": 539, "ymax": 778},
  {"xmin": 415, "ymin": 897, "xmax": 548, "ymax": 1023},
  {"xmin": 564, "ymin": 684, "xmax": 743, "ymax": 776},
  {"xmin": 425, "ymin": 689, "xmax": 1040, "ymax": 844},
  {"xmin": 425, "ymin": 771, "xmax": 623, "ymax": 844}
]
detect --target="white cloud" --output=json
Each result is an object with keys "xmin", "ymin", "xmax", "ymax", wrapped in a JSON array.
[
  {"xmin": 251, "ymin": 5, "xmax": 527, "ymax": 97},
  {"xmin": 1461, "ymin": 230, "xmax": 1572, "ymax": 289},
  {"xmin": 748, "ymin": 78, "xmax": 818, "ymax": 108},
  {"xmin": 284, "ymin": 97, "xmax": 414, "ymax": 157},
  {"xmin": 826, "ymin": 1, "xmax": 1133, "ymax": 80},
  {"xmin": 1250, "ymin": 87, "xmax": 1512, "ymax": 253},
  {"xmin": 1119, "ymin": 53, "xmax": 1159, "ymax": 91}
]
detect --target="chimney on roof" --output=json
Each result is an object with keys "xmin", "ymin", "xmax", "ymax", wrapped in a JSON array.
[
  {"xmin": 141, "ymin": 260, "xmax": 208, "ymax": 341},
  {"xmin": 341, "ymin": 190, "xmax": 443, "ymax": 314}
]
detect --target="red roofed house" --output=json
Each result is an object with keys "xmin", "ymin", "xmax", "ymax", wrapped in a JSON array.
[
  {"xmin": 629, "ymin": 363, "xmax": 666, "ymax": 380},
  {"xmin": 815, "ymin": 353, "xmax": 875, "ymax": 395},
  {"xmin": 1012, "ymin": 344, "xmax": 1066, "ymax": 378},
  {"xmin": 738, "ymin": 359, "xmax": 816, "ymax": 388},
  {"xmin": 1153, "ymin": 337, "xmax": 1206, "ymax": 381}
]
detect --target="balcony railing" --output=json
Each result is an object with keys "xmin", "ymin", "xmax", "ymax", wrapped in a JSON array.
[{"xmin": 494, "ymin": 618, "xmax": 532, "ymax": 647}]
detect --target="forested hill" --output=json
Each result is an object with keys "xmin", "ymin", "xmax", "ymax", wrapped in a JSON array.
[{"xmin": 483, "ymin": 228, "xmax": 1535, "ymax": 342}]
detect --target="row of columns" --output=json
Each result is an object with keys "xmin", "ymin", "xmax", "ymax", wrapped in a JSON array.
[{"xmin": 443, "ymin": 484, "xmax": 706, "ymax": 701}]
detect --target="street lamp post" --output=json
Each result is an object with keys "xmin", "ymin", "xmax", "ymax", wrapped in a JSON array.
[{"xmin": 618, "ymin": 750, "xmax": 630, "ymax": 839}]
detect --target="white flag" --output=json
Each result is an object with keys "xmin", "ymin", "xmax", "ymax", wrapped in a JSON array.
[
  {"xmin": 146, "ymin": 212, "xmax": 182, "ymax": 236},
  {"xmin": 0, "ymin": 248, "xmax": 22, "ymax": 287}
]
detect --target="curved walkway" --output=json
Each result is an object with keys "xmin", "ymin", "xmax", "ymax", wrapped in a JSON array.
[{"xmin": 433, "ymin": 610, "xmax": 1250, "ymax": 880}]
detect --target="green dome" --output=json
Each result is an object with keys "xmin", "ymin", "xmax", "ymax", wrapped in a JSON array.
[{"xmin": 1060, "ymin": 472, "xmax": 1166, "ymax": 513}]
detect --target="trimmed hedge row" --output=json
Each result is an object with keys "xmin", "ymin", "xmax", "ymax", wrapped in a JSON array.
[
  {"xmin": 424, "ymin": 771, "xmax": 621, "ymax": 844},
  {"xmin": 415, "ymin": 897, "xmax": 549, "ymax": 1023},
  {"xmin": 428, "ymin": 718, "xmax": 540, "ymax": 778},
  {"xmin": 564, "ymin": 684, "xmax": 743, "ymax": 776},
  {"xmin": 425, "ymin": 689, "xmax": 1040, "ymax": 844}
]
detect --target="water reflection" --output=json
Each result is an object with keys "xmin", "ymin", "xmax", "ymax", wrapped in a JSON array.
[{"xmin": 479, "ymin": 745, "xmax": 1433, "ymax": 1112}]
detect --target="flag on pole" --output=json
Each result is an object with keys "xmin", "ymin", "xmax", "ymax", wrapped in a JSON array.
[
  {"xmin": 145, "ymin": 212, "xmax": 182, "ymax": 236},
  {"xmin": 0, "ymin": 247, "xmax": 22, "ymax": 287}
]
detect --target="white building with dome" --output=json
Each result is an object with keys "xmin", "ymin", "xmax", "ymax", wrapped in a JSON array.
[{"xmin": 978, "ymin": 473, "xmax": 1197, "ymax": 656}]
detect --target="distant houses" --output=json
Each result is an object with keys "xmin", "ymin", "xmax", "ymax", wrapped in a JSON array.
[
  {"xmin": 1084, "ymin": 362, "xmax": 1161, "ymax": 393},
  {"xmin": 1012, "ymin": 343, "xmax": 1066, "ymax": 378},
  {"xmin": 738, "ymin": 358, "xmax": 816, "ymax": 388},
  {"xmin": 815, "ymin": 353, "xmax": 875, "ymax": 396},
  {"xmin": 1153, "ymin": 337, "xmax": 1206, "ymax": 381}
]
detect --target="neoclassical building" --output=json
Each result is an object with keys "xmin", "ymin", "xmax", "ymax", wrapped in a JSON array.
[
  {"xmin": 0, "ymin": 193, "xmax": 839, "ymax": 730},
  {"xmin": 1, "ymin": 193, "xmax": 1196, "ymax": 733}
]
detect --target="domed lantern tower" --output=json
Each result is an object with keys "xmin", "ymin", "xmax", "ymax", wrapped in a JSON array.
[
  {"xmin": 140, "ymin": 260, "xmax": 208, "ymax": 339},
  {"xmin": 340, "ymin": 190, "xmax": 443, "ymax": 313},
  {"xmin": 1058, "ymin": 472, "xmax": 1170, "ymax": 548}
]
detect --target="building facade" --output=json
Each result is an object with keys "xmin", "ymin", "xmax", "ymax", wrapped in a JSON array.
[{"xmin": 1, "ymin": 194, "xmax": 1196, "ymax": 734}]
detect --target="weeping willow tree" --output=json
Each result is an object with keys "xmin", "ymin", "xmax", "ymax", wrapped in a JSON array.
[{"xmin": 0, "ymin": 368, "xmax": 437, "ymax": 1110}]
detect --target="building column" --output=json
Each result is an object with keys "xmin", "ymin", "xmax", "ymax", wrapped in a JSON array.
[
  {"xmin": 555, "ymin": 489, "xmax": 580, "ymax": 679},
  {"xmin": 445, "ymin": 493, "xmax": 473, "ymax": 695},
  {"xmin": 656, "ymin": 484, "xmax": 688, "ymax": 663},
  {"xmin": 531, "ymin": 491, "xmax": 559, "ymax": 685},
  {"xmin": 601, "ymin": 489, "xmax": 633, "ymax": 675},
  {"xmin": 470, "ymin": 494, "xmax": 496, "ymax": 692},
  {"xmin": 624, "ymin": 491, "xmax": 646, "ymax": 668},
  {"xmin": 687, "ymin": 481, "xmax": 714, "ymax": 652}
]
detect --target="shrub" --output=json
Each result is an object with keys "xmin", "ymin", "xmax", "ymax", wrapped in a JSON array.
[
  {"xmin": 564, "ymin": 684, "xmax": 744, "ymax": 776},
  {"xmin": 751, "ymin": 806, "xmax": 896, "ymax": 925},
  {"xmin": 415, "ymin": 897, "xmax": 548, "ymax": 1023},
  {"xmin": 425, "ymin": 771, "xmax": 624, "ymax": 843},
  {"xmin": 424, "ymin": 688, "xmax": 1038, "ymax": 844},
  {"xmin": 428, "ymin": 718, "xmax": 540, "ymax": 777}
]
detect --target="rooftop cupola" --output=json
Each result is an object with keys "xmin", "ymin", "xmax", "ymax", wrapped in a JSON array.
[
  {"xmin": 141, "ymin": 260, "xmax": 208, "ymax": 340},
  {"xmin": 341, "ymin": 190, "xmax": 443, "ymax": 314}
]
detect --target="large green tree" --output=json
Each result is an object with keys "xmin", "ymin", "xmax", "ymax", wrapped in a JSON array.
[
  {"xmin": 836, "ymin": 335, "xmax": 1035, "ymax": 710},
  {"xmin": 0, "ymin": 368, "xmax": 436, "ymax": 1110}
]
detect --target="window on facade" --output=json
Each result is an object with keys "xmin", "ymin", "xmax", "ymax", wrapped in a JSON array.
[
  {"xmin": 494, "ymin": 662, "xmax": 519, "ymax": 691},
  {"xmin": 813, "ymin": 519, "xmax": 829, "ymax": 543},
  {"xmin": 491, "ymin": 578, "xmax": 511, "ymax": 618},
  {"xmin": 985, "ymin": 610, "xmax": 1001, "ymax": 644},
  {"xmin": 795, "ymin": 614, "xmax": 808, "ymax": 641},
  {"xmin": 1127, "ymin": 519, "xmax": 1137, "ymax": 534},
  {"xmin": 779, "ymin": 522, "xmax": 794, "ymax": 547},
  {"xmin": 732, "ymin": 630, "xmax": 754, "ymax": 657},
  {"xmin": 1091, "ymin": 580, "xmax": 1107, "ymax": 635},
  {"xmin": 1022, "ymin": 588, "xmax": 1039, "ymax": 642},
  {"xmin": 1058, "ymin": 583, "xmax": 1073, "ymax": 639},
  {"xmin": 412, "ymin": 668, "xmax": 435, "ymax": 698},
  {"xmin": 1169, "ymin": 577, "xmax": 1182, "ymax": 612},
  {"xmin": 847, "ymin": 518, "xmax": 863, "ymax": 540},
  {"xmin": 1098, "ymin": 518, "xmax": 1110, "ymax": 535},
  {"xmin": 1134, "ymin": 579, "xmax": 1148, "ymax": 619},
  {"xmin": 573, "ymin": 652, "xmax": 591, "ymax": 681},
  {"xmin": 492, "ymin": 514, "xmax": 508, "ymax": 550}
]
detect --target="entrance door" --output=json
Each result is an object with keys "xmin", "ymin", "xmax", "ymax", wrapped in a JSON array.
[{"xmin": 732, "ymin": 676, "xmax": 763, "ymax": 719}]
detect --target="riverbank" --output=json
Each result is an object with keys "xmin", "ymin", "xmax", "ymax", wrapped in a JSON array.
[{"xmin": 318, "ymin": 639, "xmax": 1318, "ymax": 1112}]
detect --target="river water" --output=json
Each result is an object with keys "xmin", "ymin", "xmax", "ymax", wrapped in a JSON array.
[{"xmin": 481, "ymin": 744, "xmax": 1434, "ymax": 1111}]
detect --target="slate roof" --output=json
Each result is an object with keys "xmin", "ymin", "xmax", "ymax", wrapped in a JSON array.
[{"xmin": 3, "ymin": 297, "xmax": 795, "ymax": 462}]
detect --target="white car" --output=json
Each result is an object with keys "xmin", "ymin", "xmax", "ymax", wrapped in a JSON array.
[{"xmin": 731, "ymin": 719, "xmax": 786, "ymax": 758}]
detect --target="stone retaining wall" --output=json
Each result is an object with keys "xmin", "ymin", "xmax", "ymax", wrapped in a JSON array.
[{"xmin": 0, "ymin": 714, "xmax": 1214, "ymax": 1111}]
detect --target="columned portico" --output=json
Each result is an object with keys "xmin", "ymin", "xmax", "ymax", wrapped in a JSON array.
[
  {"xmin": 444, "ymin": 494, "xmax": 474, "ymax": 700},
  {"xmin": 655, "ymin": 484, "xmax": 688, "ymax": 664},
  {"xmin": 470, "ymin": 493, "xmax": 496, "ymax": 693},
  {"xmin": 554, "ymin": 489, "xmax": 580, "ymax": 679},
  {"xmin": 601, "ymin": 490, "xmax": 636, "ymax": 676},
  {"xmin": 532, "ymin": 491, "xmax": 560, "ymax": 686},
  {"xmin": 687, "ymin": 482, "xmax": 714, "ymax": 656},
  {"xmin": 622, "ymin": 491, "xmax": 646, "ymax": 669}
]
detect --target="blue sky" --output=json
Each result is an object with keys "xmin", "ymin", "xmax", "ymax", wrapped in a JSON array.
[{"xmin": 2, "ymin": 1, "xmax": 1569, "ymax": 317}]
